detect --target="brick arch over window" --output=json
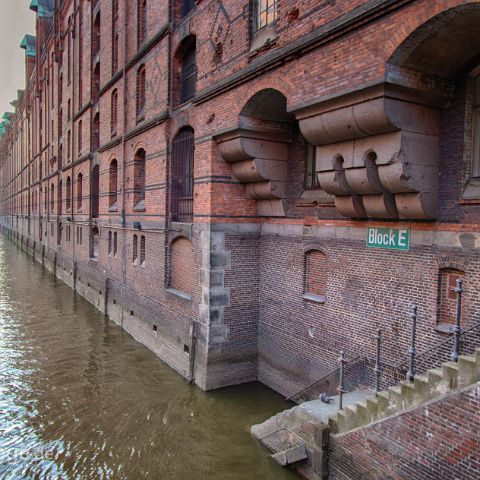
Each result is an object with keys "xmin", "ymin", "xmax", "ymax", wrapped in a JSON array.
[
  {"xmin": 169, "ymin": 237, "xmax": 194, "ymax": 296},
  {"xmin": 437, "ymin": 268, "xmax": 465, "ymax": 328},
  {"xmin": 304, "ymin": 249, "xmax": 327, "ymax": 302},
  {"xmin": 171, "ymin": 127, "xmax": 194, "ymax": 222}
]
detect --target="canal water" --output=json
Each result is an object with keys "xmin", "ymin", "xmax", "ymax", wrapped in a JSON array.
[{"xmin": 0, "ymin": 238, "xmax": 297, "ymax": 480}]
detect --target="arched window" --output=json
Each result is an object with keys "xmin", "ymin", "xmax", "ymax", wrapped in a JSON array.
[
  {"xmin": 140, "ymin": 235, "xmax": 146, "ymax": 265},
  {"xmin": 92, "ymin": 62, "xmax": 100, "ymax": 101},
  {"xmin": 180, "ymin": 41, "xmax": 196, "ymax": 103},
  {"xmin": 171, "ymin": 128, "xmax": 194, "ymax": 222},
  {"xmin": 67, "ymin": 130, "xmax": 71, "ymax": 160},
  {"xmin": 77, "ymin": 172, "xmax": 83, "ymax": 210},
  {"xmin": 91, "ymin": 165, "xmax": 100, "ymax": 218},
  {"xmin": 92, "ymin": 113, "xmax": 100, "ymax": 152},
  {"xmin": 78, "ymin": 120, "xmax": 82, "ymax": 156},
  {"xmin": 66, "ymin": 176, "xmax": 72, "ymax": 211},
  {"xmin": 169, "ymin": 237, "xmax": 194, "ymax": 296},
  {"xmin": 437, "ymin": 269, "xmax": 465, "ymax": 328},
  {"xmin": 133, "ymin": 148, "xmax": 146, "ymax": 207},
  {"xmin": 137, "ymin": 0, "xmax": 147, "ymax": 47},
  {"xmin": 304, "ymin": 250, "xmax": 327, "ymax": 302},
  {"xmin": 58, "ymin": 179, "xmax": 63, "ymax": 215},
  {"xmin": 113, "ymin": 232, "xmax": 118, "ymax": 257},
  {"xmin": 133, "ymin": 234, "xmax": 138, "ymax": 263},
  {"xmin": 112, "ymin": 32, "xmax": 119, "ymax": 75},
  {"xmin": 136, "ymin": 64, "xmax": 146, "ymax": 119},
  {"xmin": 58, "ymin": 108, "xmax": 63, "ymax": 137},
  {"xmin": 108, "ymin": 230, "xmax": 112, "ymax": 255},
  {"xmin": 111, "ymin": 89, "xmax": 118, "ymax": 136},
  {"xmin": 255, "ymin": 0, "xmax": 278, "ymax": 31},
  {"xmin": 50, "ymin": 183, "xmax": 55, "ymax": 213},
  {"xmin": 109, "ymin": 159, "xmax": 118, "ymax": 208},
  {"xmin": 92, "ymin": 12, "xmax": 101, "ymax": 57}
]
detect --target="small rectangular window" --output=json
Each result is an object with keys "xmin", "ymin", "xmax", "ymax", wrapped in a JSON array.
[
  {"xmin": 113, "ymin": 232, "xmax": 118, "ymax": 257},
  {"xmin": 108, "ymin": 231, "xmax": 112, "ymax": 255}
]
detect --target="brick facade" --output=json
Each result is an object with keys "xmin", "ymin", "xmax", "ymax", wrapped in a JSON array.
[{"xmin": 1, "ymin": 0, "xmax": 480, "ymax": 418}]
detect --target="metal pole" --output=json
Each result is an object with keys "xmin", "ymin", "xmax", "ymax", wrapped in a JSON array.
[
  {"xmin": 406, "ymin": 305, "xmax": 417, "ymax": 383},
  {"xmin": 451, "ymin": 279, "xmax": 464, "ymax": 363},
  {"xmin": 338, "ymin": 351, "xmax": 346, "ymax": 410},
  {"xmin": 374, "ymin": 328, "xmax": 382, "ymax": 397}
]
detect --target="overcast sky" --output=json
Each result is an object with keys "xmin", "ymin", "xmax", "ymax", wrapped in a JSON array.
[{"xmin": 0, "ymin": 0, "xmax": 35, "ymax": 116}]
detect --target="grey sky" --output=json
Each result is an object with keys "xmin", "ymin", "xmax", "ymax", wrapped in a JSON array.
[{"xmin": 0, "ymin": 0, "xmax": 35, "ymax": 116}]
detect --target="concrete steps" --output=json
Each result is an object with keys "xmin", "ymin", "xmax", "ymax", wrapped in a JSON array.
[{"xmin": 331, "ymin": 347, "xmax": 480, "ymax": 434}]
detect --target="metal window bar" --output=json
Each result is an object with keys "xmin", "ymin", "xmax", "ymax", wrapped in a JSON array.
[
  {"xmin": 256, "ymin": 0, "xmax": 277, "ymax": 31},
  {"xmin": 171, "ymin": 130, "xmax": 194, "ymax": 222},
  {"xmin": 180, "ymin": 47, "xmax": 196, "ymax": 103}
]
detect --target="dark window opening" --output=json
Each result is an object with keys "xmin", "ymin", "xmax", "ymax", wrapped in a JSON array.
[
  {"xmin": 171, "ymin": 128, "xmax": 194, "ymax": 222},
  {"xmin": 91, "ymin": 165, "xmax": 100, "ymax": 218}
]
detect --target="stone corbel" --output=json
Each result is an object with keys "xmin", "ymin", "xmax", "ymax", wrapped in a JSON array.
[
  {"xmin": 295, "ymin": 84, "xmax": 440, "ymax": 220},
  {"xmin": 215, "ymin": 128, "xmax": 291, "ymax": 217}
]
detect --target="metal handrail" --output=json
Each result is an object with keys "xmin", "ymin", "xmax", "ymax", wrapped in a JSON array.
[
  {"xmin": 285, "ymin": 355, "xmax": 364, "ymax": 401},
  {"xmin": 394, "ymin": 319, "xmax": 480, "ymax": 371}
]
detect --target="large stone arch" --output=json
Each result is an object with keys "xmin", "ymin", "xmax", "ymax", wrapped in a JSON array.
[
  {"xmin": 215, "ymin": 89, "xmax": 294, "ymax": 217},
  {"xmin": 294, "ymin": 4, "xmax": 480, "ymax": 220}
]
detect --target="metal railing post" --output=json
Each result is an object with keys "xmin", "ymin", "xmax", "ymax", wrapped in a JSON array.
[
  {"xmin": 451, "ymin": 279, "xmax": 464, "ymax": 363},
  {"xmin": 406, "ymin": 305, "xmax": 417, "ymax": 383},
  {"xmin": 338, "ymin": 351, "xmax": 346, "ymax": 410},
  {"xmin": 374, "ymin": 328, "xmax": 382, "ymax": 396}
]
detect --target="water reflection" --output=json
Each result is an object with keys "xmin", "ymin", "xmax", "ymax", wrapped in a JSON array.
[{"xmin": 0, "ymin": 239, "xmax": 296, "ymax": 479}]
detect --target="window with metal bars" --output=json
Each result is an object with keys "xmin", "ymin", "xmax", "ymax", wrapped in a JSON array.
[
  {"xmin": 304, "ymin": 142, "xmax": 319, "ymax": 190},
  {"xmin": 77, "ymin": 172, "xmax": 83, "ymax": 210},
  {"xmin": 78, "ymin": 120, "xmax": 82, "ymax": 156},
  {"xmin": 111, "ymin": 89, "xmax": 118, "ymax": 136},
  {"xmin": 91, "ymin": 165, "xmax": 100, "ymax": 218},
  {"xmin": 133, "ymin": 234, "xmax": 138, "ymax": 263},
  {"xmin": 171, "ymin": 128, "xmax": 194, "ymax": 222},
  {"xmin": 137, "ymin": 0, "xmax": 147, "ymax": 48},
  {"xmin": 136, "ymin": 65, "xmax": 146, "ymax": 119},
  {"xmin": 109, "ymin": 159, "xmax": 118, "ymax": 208},
  {"xmin": 140, "ymin": 236, "xmax": 146, "ymax": 265},
  {"xmin": 92, "ymin": 113, "xmax": 100, "ymax": 152},
  {"xmin": 180, "ymin": 44, "xmax": 196, "ymax": 104},
  {"xmin": 66, "ymin": 176, "xmax": 72, "ymax": 211},
  {"xmin": 133, "ymin": 149, "xmax": 146, "ymax": 208},
  {"xmin": 255, "ymin": 0, "xmax": 278, "ymax": 31}
]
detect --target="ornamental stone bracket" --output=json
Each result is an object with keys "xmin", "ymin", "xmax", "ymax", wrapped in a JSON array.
[
  {"xmin": 215, "ymin": 128, "xmax": 291, "ymax": 217},
  {"xmin": 295, "ymin": 84, "xmax": 441, "ymax": 220}
]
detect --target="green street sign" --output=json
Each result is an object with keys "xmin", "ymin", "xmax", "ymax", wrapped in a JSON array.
[{"xmin": 366, "ymin": 227, "xmax": 410, "ymax": 251}]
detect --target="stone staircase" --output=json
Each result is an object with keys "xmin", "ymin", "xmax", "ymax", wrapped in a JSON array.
[
  {"xmin": 252, "ymin": 348, "xmax": 480, "ymax": 479},
  {"xmin": 330, "ymin": 348, "xmax": 480, "ymax": 434}
]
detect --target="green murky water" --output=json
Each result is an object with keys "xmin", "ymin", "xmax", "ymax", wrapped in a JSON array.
[{"xmin": 0, "ymin": 238, "xmax": 296, "ymax": 479}]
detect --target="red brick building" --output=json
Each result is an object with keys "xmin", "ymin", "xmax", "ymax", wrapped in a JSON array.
[{"xmin": 1, "ymin": 0, "xmax": 480, "ymax": 404}]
